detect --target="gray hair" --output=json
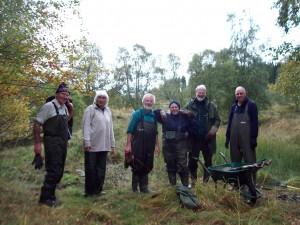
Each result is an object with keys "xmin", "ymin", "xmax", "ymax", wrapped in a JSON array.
[
  {"xmin": 195, "ymin": 85, "xmax": 206, "ymax": 92},
  {"xmin": 142, "ymin": 93, "xmax": 156, "ymax": 104}
]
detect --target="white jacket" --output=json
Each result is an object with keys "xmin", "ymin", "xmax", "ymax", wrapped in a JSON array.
[{"xmin": 82, "ymin": 91, "xmax": 115, "ymax": 152}]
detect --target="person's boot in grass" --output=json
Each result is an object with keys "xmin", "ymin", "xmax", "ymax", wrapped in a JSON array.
[
  {"xmin": 132, "ymin": 173, "xmax": 139, "ymax": 193},
  {"xmin": 180, "ymin": 174, "xmax": 189, "ymax": 187},
  {"xmin": 188, "ymin": 170, "xmax": 197, "ymax": 189},
  {"xmin": 139, "ymin": 174, "xmax": 152, "ymax": 193},
  {"xmin": 168, "ymin": 172, "xmax": 177, "ymax": 186}
]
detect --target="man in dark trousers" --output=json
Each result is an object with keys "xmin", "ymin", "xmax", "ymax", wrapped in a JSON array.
[
  {"xmin": 183, "ymin": 85, "xmax": 221, "ymax": 188},
  {"xmin": 225, "ymin": 86, "xmax": 258, "ymax": 184},
  {"xmin": 32, "ymin": 82, "xmax": 73, "ymax": 207}
]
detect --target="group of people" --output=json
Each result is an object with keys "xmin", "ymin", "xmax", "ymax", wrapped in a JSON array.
[
  {"xmin": 32, "ymin": 82, "xmax": 258, "ymax": 207},
  {"xmin": 124, "ymin": 85, "xmax": 258, "ymax": 192}
]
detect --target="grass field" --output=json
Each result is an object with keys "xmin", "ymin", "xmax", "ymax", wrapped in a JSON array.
[{"xmin": 0, "ymin": 106, "xmax": 299, "ymax": 225}]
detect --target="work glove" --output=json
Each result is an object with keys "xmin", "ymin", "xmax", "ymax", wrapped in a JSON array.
[
  {"xmin": 250, "ymin": 138, "xmax": 257, "ymax": 150},
  {"xmin": 224, "ymin": 138, "xmax": 230, "ymax": 149},
  {"xmin": 32, "ymin": 153, "xmax": 43, "ymax": 169}
]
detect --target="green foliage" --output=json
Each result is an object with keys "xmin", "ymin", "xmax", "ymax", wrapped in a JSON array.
[
  {"xmin": 269, "ymin": 61, "xmax": 300, "ymax": 111},
  {"xmin": 0, "ymin": 96, "xmax": 30, "ymax": 142},
  {"xmin": 187, "ymin": 49, "xmax": 240, "ymax": 114},
  {"xmin": 113, "ymin": 44, "xmax": 163, "ymax": 110},
  {"xmin": 155, "ymin": 53, "xmax": 187, "ymax": 106},
  {"xmin": 68, "ymin": 38, "xmax": 110, "ymax": 101},
  {"xmin": 186, "ymin": 12, "xmax": 274, "ymax": 115},
  {"xmin": 273, "ymin": 0, "xmax": 300, "ymax": 33},
  {"xmin": 0, "ymin": 0, "xmax": 83, "ymax": 142},
  {"xmin": 69, "ymin": 91, "xmax": 88, "ymax": 130}
]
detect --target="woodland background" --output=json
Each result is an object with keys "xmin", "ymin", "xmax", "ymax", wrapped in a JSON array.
[
  {"xmin": 0, "ymin": 0, "xmax": 299, "ymax": 144},
  {"xmin": 0, "ymin": 1, "xmax": 300, "ymax": 224}
]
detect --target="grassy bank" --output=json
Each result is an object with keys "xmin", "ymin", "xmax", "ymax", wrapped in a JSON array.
[{"xmin": 0, "ymin": 107, "xmax": 299, "ymax": 224}]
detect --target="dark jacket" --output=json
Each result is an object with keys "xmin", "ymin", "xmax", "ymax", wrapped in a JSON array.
[
  {"xmin": 225, "ymin": 96, "xmax": 258, "ymax": 140},
  {"xmin": 182, "ymin": 97, "xmax": 221, "ymax": 153},
  {"xmin": 154, "ymin": 110, "xmax": 199, "ymax": 137}
]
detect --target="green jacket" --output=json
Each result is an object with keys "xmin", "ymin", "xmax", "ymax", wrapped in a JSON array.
[{"xmin": 183, "ymin": 97, "xmax": 221, "ymax": 153}]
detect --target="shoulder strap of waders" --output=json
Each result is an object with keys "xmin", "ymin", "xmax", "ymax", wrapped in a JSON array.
[
  {"xmin": 139, "ymin": 109, "xmax": 144, "ymax": 130},
  {"xmin": 242, "ymin": 102, "xmax": 249, "ymax": 121},
  {"xmin": 52, "ymin": 102, "xmax": 59, "ymax": 115},
  {"xmin": 52, "ymin": 102, "xmax": 67, "ymax": 115}
]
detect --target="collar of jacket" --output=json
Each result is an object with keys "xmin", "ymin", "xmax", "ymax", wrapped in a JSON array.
[
  {"xmin": 94, "ymin": 103, "xmax": 106, "ymax": 111},
  {"xmin": 141, "ymin": 107, "xmax": 153, "ymax": 114},
  {"xmin": 234, "ymin": 96, "xmax": 249, "ymax": 107},
  {"xmin": 193, "ymin": 97, "xmax": 210, "ymax": 108}
]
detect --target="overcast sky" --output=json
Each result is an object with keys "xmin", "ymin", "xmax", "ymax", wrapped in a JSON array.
[{"xmin": 68, "ymin": 0, "xmax": 299, "ymax": 75}]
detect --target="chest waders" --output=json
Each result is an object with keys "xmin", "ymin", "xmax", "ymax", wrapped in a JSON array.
[
  {"xmin": 230, "ymin": 103, "xmax": 256, "ymax": 164},
  {"xmin": 131, "ymin": 110, "xmax": 157, "ymax": 193},
  {"xmin": 162, "ymin": 116, "xmax": 189, "ymax": 187},
  {"xmin": 40, "ymin": 103, "xmax": 68, "ymax": 202}
]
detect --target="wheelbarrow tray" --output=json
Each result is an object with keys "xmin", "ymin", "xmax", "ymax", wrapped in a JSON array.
[
  {"xmin": 208, "ymin": 161, "xmax": 265, "ymax": 203},
  {"xmin": 208, "ymin": 162, "xmax": 256, "ymax": 184}
]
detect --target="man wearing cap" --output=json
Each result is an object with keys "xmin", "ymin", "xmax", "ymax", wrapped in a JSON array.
[
  {"xmin": 32, "ymin": 82, "xmax": 73, "ymax": 207},
  {"xmin": 183, "ymin": 85, "xmax": 221, "ymax": 187},
  {"xmin": 155, "ymin": 100, "xmax": 198, "ymax": 187}
]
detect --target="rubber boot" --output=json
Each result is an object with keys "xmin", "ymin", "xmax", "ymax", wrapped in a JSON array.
[
  {"xmin": 139, "ymin": 174, "xmax": 151, "ymax": 193},
  {"xmin": 168, "ymin": 172, "xmax": 177, "ymax": 186},
  {"xmin": 180, "ymin": 175, "xmax": 189, "ymax": 187},
  {"xmin": 132, "ymin": 174, "xmax": 139, "ymax": 193},
  {"xmin": 188, "ymin": 170, "xmax": 197, "ymax": 189}
]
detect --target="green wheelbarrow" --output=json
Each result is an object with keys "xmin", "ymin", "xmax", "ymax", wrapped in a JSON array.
[{"xmin": 196, "ymin": 156, "xmax": 272, "ymax": 204}]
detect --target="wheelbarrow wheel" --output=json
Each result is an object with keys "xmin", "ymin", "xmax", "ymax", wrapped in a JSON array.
[{"xmin": 240, "ymin": 183, "xmax": 258, "ymax": 204}]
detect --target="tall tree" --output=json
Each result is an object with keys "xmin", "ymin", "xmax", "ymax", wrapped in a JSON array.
[
  {"xmin": 188, "ymin": 49, "xmax": 239, "ymax": 114},
  {"xmin": 68, "ymin": 39, "xmax": 108, "ymax": 104},
  {"xmin": 113, "ymin": 44, "xmax": 161, "ymax": 110},
  {"xmin": 268, "ymin": 0, "xmax": 300, "ymax": 111},
  {"xmin": 160, "ymin": 53, "xmax": 183, "ymax": 103},
  {"xmin": 227, "ymin": 12, "xmax": 259, "ymax": 75},
  {"xmin": 227, "ymin": 11, "xmax": 271, "ymax": 109}
]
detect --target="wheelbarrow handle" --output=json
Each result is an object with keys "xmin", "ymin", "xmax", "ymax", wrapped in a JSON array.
[
  {"xmin": 192, "ymin": 157, "xmax": 211, "ymax": 175},
  {"xmin": 220, "ymin": 152, "xmax": 228, "ymax": 163},
  {"xmin": 230, "ymin": 159, "xmax": 272, "ymax": 171}
]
